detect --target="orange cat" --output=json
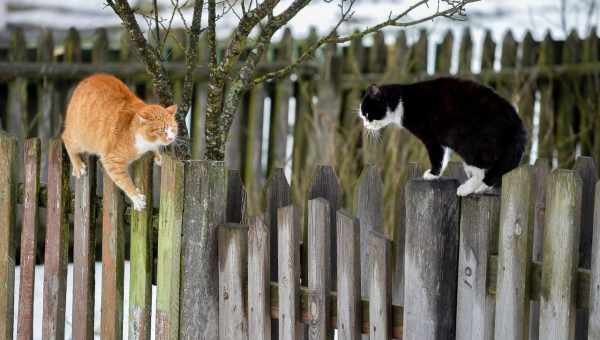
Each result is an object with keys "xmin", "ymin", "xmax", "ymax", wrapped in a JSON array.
[{"xmin": 62, "ymin": 73, "xmax": 178, "ymax": 211}]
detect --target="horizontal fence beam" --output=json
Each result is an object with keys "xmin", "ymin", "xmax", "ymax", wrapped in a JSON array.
[{"xmin": 0, "ymin": 62, "xmax": 318, "ymax": 81}]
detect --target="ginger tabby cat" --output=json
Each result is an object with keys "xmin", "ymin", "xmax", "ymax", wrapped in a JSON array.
[{"xmin": 62, "ymin": 74, "xmax": 178, "ymax": 211}]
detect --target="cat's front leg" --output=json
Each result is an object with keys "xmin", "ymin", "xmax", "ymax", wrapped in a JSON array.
[
  {"xmin": 423, "ymin": 143, "xmax": 444, "ymax": 180},
  {"xmin": 153, "ymin": 151, "xmax": 162, "ymax": 166},
  {"xmin": 101, "ymin": 156, "xmax": 146, "ymax": 211}
]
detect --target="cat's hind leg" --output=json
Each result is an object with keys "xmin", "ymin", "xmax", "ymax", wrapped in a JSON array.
[
  {"xmin": 457, "ymin": 164, "xmax": 485, "ymax": 196},
  {"xmin": 101, "ymin": 155, "xmax": 146, "ymax": 211},
  {"xmin": 423, "ymin": 143, "xmax": 445, "ymax": 180},
  {"xmin": 480, "ymin": 145, "xmax": 524, "ymax": 191},
  {"xmin": 62, "ymin": 135, "xmax": 87, "ymax": 178}
]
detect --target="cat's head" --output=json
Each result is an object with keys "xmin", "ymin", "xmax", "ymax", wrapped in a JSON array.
[
  {"xmin": 135, "ymin": 104, "xmax": 178, "ymax": 145},
  {"xmin": 359, "ymin": 84, "xmax": 402, "ymax": 131}
]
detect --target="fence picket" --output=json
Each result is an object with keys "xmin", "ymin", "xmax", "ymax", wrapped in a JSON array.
[
  {"xmin": 16, "ymin": 139, "xmax": 40, "ymax": 340},
  {"xmin": 539, "ymin": 170, "xmax": 582, "ymax": 339},
  {"xmin": 155, "ymin": 156, "xmax": 184, "ymax": 340},
  {"xmin": 219, "ymin": 223, "xmax": 249, "ymax": 340},
  {"xmin": 248, "ymin": 215, "xmax": 271, "ymax": 340},
  {"xmin": 456, "ymin": 193, "xmax": 500, "ymax": 340},
  {"xmin": 436, "ymin": 30, "xmax": 454, "ymax": 74},
  {"xmin": 42, "ymin": 138, "xmax": 70, "ymax": 340},
  {"xmin": 0, "ymin": 133, "xmax": 16, "ymax": 340},
  {"xmin": 356, "ymin": 165, "xmax": 383, "ymax": 301},
  {"xmin": 226, "ymin": 169, "xmax": 246, "ymax": 224},
  {"xmin": 72, "ymin": 154, "xmax": 97, "ymax": 340},
  {"xmin": 404, "ymin": 178, "xmax": 459, "ymax": 340},
  {"xmin": 101, "ymin": 164, "xmax": 125, "ymax": 340},
  {"xmin": 589, "ymin": 181, "xmax": 600, "ymax": 338},
  {"xmin": 458, "ymin": 28, "xmax": 473, "ymax": 73},
  {"xmin": 336, "ymin": 209, "xmax": 361, "ymax": 340},
  {"xmin": 278, "ymin": 205, "xmax": 302, "ymax": 340},
  {"xmin": 368, "ymin": 231, "xmax": 391, "ymax": 340},
  {"xmin": 494, "ymin": 166, "xmax": 535, "ymax": 340},
  {"xmin": 307, "ymin": 198, "xmax": 331, "ymax": 340},
  {"xmin": 129, "ymin": 155, "xmax": 153, "ymax": 340}
]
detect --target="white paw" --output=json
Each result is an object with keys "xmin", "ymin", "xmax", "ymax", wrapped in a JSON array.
[
  {"xmin": 154, "ymin": 156, "xmax": 162, "ymax": 167},
  {"xmin": 72, "ymin": 164, "xmax": 87, "ymax": 178},
  {"xmin": 422, "ymin": 169, "xmax": 440, "ymax": 180},
  {"xmin": 131, "ymin": 193, "xmax": 146, "ymax": 211},
  {"xmin": 457, "ymin": 182, "xmax": 476, "ymax": 197},
  {"xmin": 475, "ymin": 183, "xmax": 492, "ymax": 194}
]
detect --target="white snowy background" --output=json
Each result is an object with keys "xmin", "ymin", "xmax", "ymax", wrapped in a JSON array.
[{"xmin": 3, "ymin": 0, "xmax": 599, "ymax": 339}]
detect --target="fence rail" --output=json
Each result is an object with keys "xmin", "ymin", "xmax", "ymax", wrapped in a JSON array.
[{"xmin": 0, "ymin": 131, "xmax": 599, "ymax": 339}]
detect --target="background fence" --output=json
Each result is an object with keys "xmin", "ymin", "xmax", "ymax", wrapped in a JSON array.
[{"xmin": 1, "ymin": 133, "xmax": 600, "ymax": 340}]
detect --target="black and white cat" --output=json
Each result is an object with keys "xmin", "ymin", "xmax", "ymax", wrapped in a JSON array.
[{"xmin": 359, "ymin": 77, "xmax": 527, "ymax": 196}]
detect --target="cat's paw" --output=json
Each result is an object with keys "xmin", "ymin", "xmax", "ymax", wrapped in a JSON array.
[
  {"xmin": 457, "ymin": 182, "xmax": 477, "ymax": 197},
  {"xmin": 154, "ymin": 154, "xmax": 162, "ymax": 167},
  {"xmin": 475, "ymin": 182, "xmax": 492, "ymax": 194},
  {"xmin": 131, "ymin": 193, "xmax": 146, "ymax": 211},
  {"xmin": 72, "ymin": 164, "xmax": 87, "ymax": 178},
  {"xmin": 423, "ymin": 169, "xmax": 440, "ymax": 180}
]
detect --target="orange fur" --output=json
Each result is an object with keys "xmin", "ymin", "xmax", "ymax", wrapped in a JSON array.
[{"xmin": 62, "ymin": 73, "xmax": 178, "ymax": 210}]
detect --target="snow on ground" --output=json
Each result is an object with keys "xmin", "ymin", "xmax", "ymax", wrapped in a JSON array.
[{"xmin": 13, "ymin": 262, "xmax": 157, "ymax": 340}]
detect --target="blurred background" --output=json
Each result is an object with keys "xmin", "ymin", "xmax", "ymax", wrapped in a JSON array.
[{"xmin": 1, "ymin": 1, "xmax": 599, "ymax": 338}]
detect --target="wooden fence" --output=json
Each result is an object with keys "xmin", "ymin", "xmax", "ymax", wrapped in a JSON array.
[{"xmin": 1, "ymin": 132, "xmax": 600, "ymax": 340}]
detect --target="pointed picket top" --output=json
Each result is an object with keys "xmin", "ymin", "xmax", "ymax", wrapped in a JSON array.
[
  {"xmin": 458, "ymin": 28, "xmax": 473, "ymax": 73},
  {"xmin": 370, "ymin": 30, "xmax": 387, "ymax": 73},
  {"xmin": 64, "ymin": 28, "xmax": 82, "ymax": 63},
  {"xmin": 350, "ymin": 29, "xmax": 366, "ymax": 73},
  {"xmin": 574, "ymin": 157, "xmax": 597, "ymax": 269},
  {"xmin": 435, "ymin": 30, "xmax": 454, "ymax": 74},
  {"xmin": 394, "ymin": 30, "xmax": 409, "ymax": 74},
  {"xmin": 226, "ymin": 169, "xmax": 247, "ymax": 224},
  {"xmin": 500, "ymin": 30, "xmax": 518, "ymax": 68},
  {"xmin": 308, "ymin": 165, "xmax": 342, "ymax": 215},
  {"xmin": 583, "ymin": 27, "xmax": 599, "ymax": 62},
  {"xmin": 92, "ymin": 27, "xmax": 109, "ymax": 63},
  {"xmin": 520, "ymin": 31, "xmax": 537, "ymax": 67},
  {"xmin": 539, "ymin": 30, "xmax": 556, "ymax": 66},
  {"xmin": 37, "ymin": 29, "xmax": 54, "ymax": 63},
  {"xmin": 563, "ymin": 29, "xmax": 581, "ymax": 64},
  {"xmin": 264, "ymin": 167, "xmax": 291, "ymax": 278},
  {"xmin": 276, "ymin": 27, "xmax": 294, "ymax": 63},
  {"xmin": 481, "ymin": 30, "xmax": 496, "ymax": 70},
  {"xmin": 9, "ymin": 27, "xmax": 26, "ymax": 62},
  {"xmin": 410, "ymin": 29, "xmax": 428, "ymax": 74}
]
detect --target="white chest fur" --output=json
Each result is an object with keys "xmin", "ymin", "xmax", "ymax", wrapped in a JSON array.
[{"xmin": 134, "ymin": 134, "xmax": 162, "ymax": 155}]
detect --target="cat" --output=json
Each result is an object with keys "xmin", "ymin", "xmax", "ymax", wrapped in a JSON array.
[
  {"xmin": 359, "ymin": 77, "xmax": 527, "ymax": 196},
  {"xmin": 62, "ymin": 73, "xmax": 178, "ymax": 210}
]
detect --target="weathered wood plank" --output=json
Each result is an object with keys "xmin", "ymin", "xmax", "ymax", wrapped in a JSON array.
[
  {"xmin": 355, "ymin": 165, "xmax": 383, "ymax": 301},
  {"xmin": 244, "ymin": 83, "xmax": 267, "ymax": 202},
  {"xmin": 307, "ymin": 198, "xmax": 331, "ymax": 340},
  {"xmin": 458, "ymin": 28, "xmax": 473, "ymax": 73},
  {"xmin": 248, "ymin": 215, "xmax": 271, "ymax": 340},
  {"xmin": 494, "ymin": 166, "xmax": 535, "ymax": 340},
  {"xmin": 574, "ymin": 157, "xmax": 597, "ymax": 269},
  {"xmin": 537, "ymin": 33, "xmax": 557, "ymax": 159},
  {"xmin": 435, "ymin": 30, "xmax": 454, "ymax": 74},
  {"xmin": 42, "ymin": 138, "xmax": 70, "ymax": 340},
  {"xmin": 368, "ymin": 231, "xmax": 391, "ymax": 340},
  {"xmin": 404, "ymin": 178, "xmax": 459, "ymax": 340},
  {"xmin": 539, "ymin": 170, "xmax": 582, "ymax": 340},
  {"xmin": 101, "ymin": 163, "xmax": 125, "ymax": 340},
  {"xmin": 72, "ymin": 154, "xmax": 96, "ymax": 340},
  {"xmin": 456, "ymin": 193, "xmax": 500, "ymax": 340},
  {"xmin": 156, "ymin": 156, "xmax": 185, "ymax": 340},
  {"xmin": 336, "ymin": 209, "xmax": 361, "ymax": 340},
  {"xmin": 128, "ymin": 155, "xmax": 153, "ymax": 340},
  {"xmin": 278, "ymin": 205, "xmax": 302, "ymax": 340},
  {"xmin": 0, "ymin": 133, "xmax": 16, "ymax": 340},
  {"xmin": 265, "ymin": 168, "xmax": 291, "ymax": 280},
  {"xmin": 588, "ymin": 181, "xmax": 600, "ymax": 339},
  {"xmin": 37, "ymin": 29, "xmax": 57, "ymax": 181},
  {"xmin": 16, "ymin": 139, "xmax": 39, "ymax": 340},
  {"xmin": 179, "ymin": 160, "xmax": 226, "ymax": 339},
  {"xmin": 219, "ymin": 223, "xmax": 249, "ymax": 340},
  {"xmin": 529, "ymin": 158, "xmax": 550, "ymax": 340}
]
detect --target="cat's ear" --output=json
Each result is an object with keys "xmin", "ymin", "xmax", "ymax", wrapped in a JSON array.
[
  {"xmin": 166, "ymin": 105, "xmax": 177, "ymax": 115},
  {"xmin": 367, "ymin": 84, "xmax": 382, "ymax": 98}
]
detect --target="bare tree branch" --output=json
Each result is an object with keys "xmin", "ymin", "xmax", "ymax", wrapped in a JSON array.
[
  {"xmin": 106, "ymin": 0, "xmax": 174, "ymax": 106},
  {"xmin": 253, "ymin": 0, "xmax": 480, "ymax": 85}
]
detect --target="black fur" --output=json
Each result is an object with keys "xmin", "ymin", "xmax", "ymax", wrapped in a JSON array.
[{"xmin": 360, "ymin": 77, "xmax": 527, "ymax": 187}]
